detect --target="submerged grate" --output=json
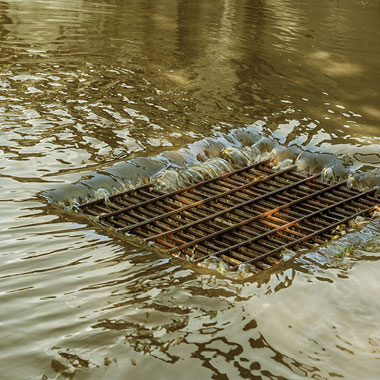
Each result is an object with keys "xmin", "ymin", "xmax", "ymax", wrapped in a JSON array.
[{"xmin": 78, "ymin": 160, "xmax": 379, "ymax": 272}]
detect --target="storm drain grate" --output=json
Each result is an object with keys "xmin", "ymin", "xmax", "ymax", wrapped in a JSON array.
[{"xmin": 78, "ymin": 160, "xmax": 379, "ymax": 272}]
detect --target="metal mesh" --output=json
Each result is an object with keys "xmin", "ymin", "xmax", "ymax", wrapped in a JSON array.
[{"xmin": 78, "ymin": 160, "xmax": 379, "ymax": 272}]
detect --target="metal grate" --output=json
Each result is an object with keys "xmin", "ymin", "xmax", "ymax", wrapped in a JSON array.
[{"xmin": 78, "ymin": 160, "xmax": 379, "ymax": 272}]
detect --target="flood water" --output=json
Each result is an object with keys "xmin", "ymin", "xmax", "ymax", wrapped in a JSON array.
[{"xmin": 1, "ymin": 1, "xmax": 380, "ymax": 379}]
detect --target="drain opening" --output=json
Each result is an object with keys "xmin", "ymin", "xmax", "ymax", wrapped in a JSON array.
[{"xmin": 75, "ymin": 160, "xmax": 379, "ymax": 273}]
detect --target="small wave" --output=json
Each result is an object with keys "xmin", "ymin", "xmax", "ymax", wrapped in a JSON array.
[{"xmin": 43, "ymin": 123, "xmax": 380, "ymax": 211}]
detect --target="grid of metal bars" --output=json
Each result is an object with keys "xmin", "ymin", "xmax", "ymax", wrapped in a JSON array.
[{"xmin": 78, "ymin": 160, "xmax": 379, "ymax": 272}]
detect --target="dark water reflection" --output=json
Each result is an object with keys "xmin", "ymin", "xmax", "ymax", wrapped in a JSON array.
[{"xmin": 1, "ymin": 1, "xmax": 380, "ymax": 379}]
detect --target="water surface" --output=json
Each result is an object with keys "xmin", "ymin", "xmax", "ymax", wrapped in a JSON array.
[{"xmin": 1, "ymin": 1, "xmax": 380, "ymax": 379}]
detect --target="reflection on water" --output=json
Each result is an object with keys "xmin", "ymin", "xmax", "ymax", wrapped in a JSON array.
[{"xmin": 0, "ymin": 0, "xmax": 380, "ymax": 379}]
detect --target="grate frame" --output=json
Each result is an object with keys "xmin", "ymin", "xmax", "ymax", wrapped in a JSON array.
[{"xmin": 77, "ymin": 160, "xmax": 379, "ymax": 272}]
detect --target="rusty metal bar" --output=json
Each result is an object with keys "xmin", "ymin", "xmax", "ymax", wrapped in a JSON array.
[
  {"xmin": 119, "ymin": 164, "xmax": 298, "ymax": 232},
  {"xmin": 231, "ymin": 201, "xmax": 378, "ymax": 269},
  {"xmin": 143, "ymin": 172, "xmax": 319, "ymax": 240},
  {"xmin": 93, "ymin": 160, "xmax": 269, "ymax": 220},
  {"xmin": 73, "ymin": 160, "xmax": 380, "ymax": 274},
  {"xmin": 167, "ymin": 179, "xmax": 348, "ymax": 254},
  {"xmin": 194, "ymin": 188, "xmax": 376, "ymax": 263},
  {"xmin": 79, "ymin": 183, "xmax": 151, "ymax": 209}
]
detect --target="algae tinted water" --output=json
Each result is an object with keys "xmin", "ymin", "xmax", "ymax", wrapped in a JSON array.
[{"xmin": 0, "ymin": 1, "xmax": 380, "ymax": 379}]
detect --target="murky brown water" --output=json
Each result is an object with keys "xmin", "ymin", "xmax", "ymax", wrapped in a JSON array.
[{"xmin": 1, "ymin": 1, "xmax": 380, "ymax": 379}]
